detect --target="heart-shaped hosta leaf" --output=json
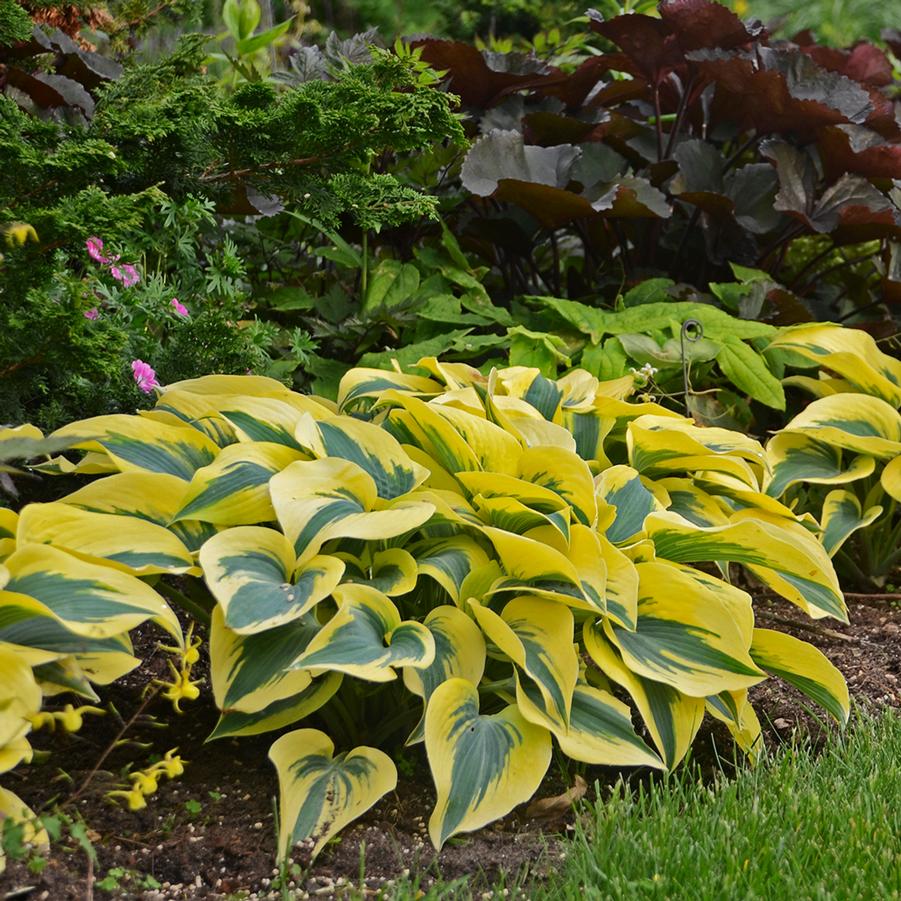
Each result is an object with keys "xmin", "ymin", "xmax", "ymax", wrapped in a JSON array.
[
  {"xmin": 765, "ymin": 432, "xmax": 875, "ymax": 498},
  {"xmin": 175, "ymin": 442, "xmax": 308, "ymax": 525},
  {"xmin": 425, "ymin": 678, "xmax": 551, "ymax": 849},
  {"xmin": 706, "ymin": 689, "xmax": 763, "ymax": 762},
  {"xmin": 585, "ymin": 627, "xmax": 704, "ymax": 769},
  {"xmin": 295, "ymin": 414, "xmax": 430, "ymax": 500},
  {"xmin": 270, "ymin": 458, "xmax": 435, "ymax": 560},
  {"xmin": 339, "ymin": 548, "xmax": 418, "ymax": 596},
  {"xmin": 595, "ymin": 465, "xmax": 658, "ymax": 545},
  {"xmin": 470, "ymin": 596, "xmax": 577, "ymax": 731},
  {"xmin": 0, "ymin": 646, "xmax": 41, "ymax": 755},
  {"xmin": 269, "ymin": 729, "xmax": 397, "ymax": 860},
  {"xmin": 605, "ymin": 561, "xmax": 765, "ymax": 697},
  {"xmin": 516, "ymin": 446, "xmax": 598, "ymax": 527},
  {"xmin": 1, "ymin": 543, "xmax": 181, "ymax": 643},
  {"xmin": 16, "ymin": 502, "xmax": 194, "ymax": 576},
  {"xmin": 820, "ymin": 490, "xmax": 882, "ymax": 556},
  {"xmin": 414, "ymin": 537, "xmax": 492, "ymax": 604},
  {"xmin": 296, "ymin": 584, "xmax": 434, "ymax": 681},
  {"xmin": 645, "ymin": 511, "xmax": 846, "ymax": 622},
  {"xmin": 200, "ymin": 527, "xmax": 344, "ymax": 634},
  {"xmin": 516, "ymin": 676, "xmax": 663, "ymax": 769},
  {"xmin": 337, "ymin": 368, "xmax": 442, "ymax": 412},
  {"xmin": 403, "ymin": 605, "xmax": 486, "ymax": 745},
  {"xmin": 882, "ymin": 456, "xmax": 901, "ymax": 502},
  {"xmin": 750, "ymin": 629, "xmax": 850, "ymax": 725}
]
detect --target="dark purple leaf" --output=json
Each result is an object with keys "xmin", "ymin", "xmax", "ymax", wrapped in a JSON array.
[
  {"xmin": 801, "ymin": 42, "xmax": 894, "ymax": 87},
  {"xmin": 587, "ymin": 10, "xmax": 682, "ymax": 85},
  {"xmin": 882, "ymin": 28, "xmax": 901, "ymax": 60},
  {"xmin": 588, "ymin": 176, "xmax": 672, "ymax": 218},
  {"xmin": 493, "ymin": 181, "xmax": 596, "ymax": 228},
  {"xmin": 669, "ymin": 139, "xmax": 735, "ymax": 217},
  {"xmin": 724, "ymin": 163, "xmax": 781, "ymax": 234},
  {"xmin": 819, "ymin": 125, "xmax": 901, "ymax": 180},
  {"xmin": 4, "ymin": 68, "xmax": 94, "ymax": 116},
  {"xmin": 659, "ymin": 0, "xmax": 763, "ymax": 51}
]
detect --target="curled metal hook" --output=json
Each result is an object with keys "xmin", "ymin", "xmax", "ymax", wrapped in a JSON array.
[{"xmin": 680, "ymin": 318, "xmax": 704, "ymax": 410}]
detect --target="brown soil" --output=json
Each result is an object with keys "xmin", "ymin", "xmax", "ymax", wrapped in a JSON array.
[{"xmin": 2, "ymin": 598, "xmax": 900, "ymax": 901}]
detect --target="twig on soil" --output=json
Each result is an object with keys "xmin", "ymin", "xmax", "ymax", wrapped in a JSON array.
[
  {"xmin": 86, "ymin": 852, "xmax": 94, "ymax": 901},
  {"xmin": 764, "ymin": 614, "xmax": 858, "ymax": 644},
  {"xmin": 843, "ymin": 592, "xmax": 901, "ymax": 603}
]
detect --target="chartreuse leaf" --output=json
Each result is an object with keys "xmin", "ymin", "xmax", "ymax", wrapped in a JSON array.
[
  {"xmin": 1, "ymin": 543, "xmax": 182, "ymax": 642},
  {"xmin": 628, "ymin": 416, "xmax": 765, "ymax": 486},
  {"xmin": 176, "ymin": 442, "xmax": 307, "ymax": 525},
  {"xmin": 596, "ymin": 465, "xmax": 658, "ymax": 544},
  {"xmin": 337, "ymin": 369, "xmax": 443, "ymax": 412},
  {"xmin": 295, "ymin": 414, "xmax": 430, "ymax": 500},
  {"xmin": 820, "ymin": 490, "xmax": 882, "ymax": 556},
  {"xmin": 705, "ymin": 689, "xmax": 763, "ymax": 762},
  {"xmin": 269, "ymin": 728, "xmax": 397, "ymax": 861},
  {"xmin": 750, "ymin": 629, "xmax": 850, "ymax": 725},
  {"xmin": 470, "ymin": 596, "xmax": 578, "ymax": 731},
  {"xmin": 403, "ymin": 605, "xmax": 487, "ymax": 745},
  {"xmin": 606, "ymin": 562, "xmax": 765, "ymax": 697},
  {"xmin": 658, "ymin": 478, "xmax": 730, "ymax": 527},
  {"xmin": 517, "ymin": 445, "xmax": 598, "ymax": 527},
  {"xmin": 340, "ymin": 548, "xmax": 418, "ymax": 596},
  {"xmin": 200, "ymin": 527, "xmax": 344, "ymax": 634},
  {"xmin": 779, "ymin": 393, "xmax": 901, "ymax": 460},
  {"xmin": 584, "ymin": 626, "xmax": 704, "ymax": 769},
  {"xmin": 768, "ymin": 323, "xmax": 901, "ymax": 407},
  {"xmin": 52, "ymin": 415, "xmax": 219, "ymax": 480},
  {"xmin": 425, "ymin": 678, "xmax": 552, "ymax": 850},
  {"xmin": 717, "ymin": 338, "xmax": 786, "ymax": 410},
  {"xmin": 598, "ymin": 533, "xmax": 638, "ymax": 630},
  {"xmin": 16, "ymin": 502, "xmax": 194, "ymax": 576},
  {"xmin": 645, "ymin": 511, "xmax": 846, "ymax": 622},
  {"xmin": 163, "ymin": 373, "xmax": 295, "ymax": 398},
  {"xmin": 270, "ymin": 459, "xmax": 435, "ymax": 560},
  {"xmin": 414, "ymin": 536, "xmax": 492, "ymax": 604},
  {"xmin": 515, "ymin": 676, "xmax": 663, "ymax": 769},
  {"xmin": 0, "ymin": 645, "xmax": 41, "ymax": 757},
  {"xmin": 765, "ymin": 432, "xmax": 875, "ymax": 498},
  {"xmin": 880, "ymin": 455, "xmax": 901, "ymax": 502},
  {"xmin": 296, "ymin": 584, "xmax": 434, "ymax": 681},
  {"xmin": 0, "ymin": 788, "xmax": 47, "ymax": 870}
]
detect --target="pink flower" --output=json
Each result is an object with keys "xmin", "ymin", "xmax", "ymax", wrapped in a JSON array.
[
  {"xmin": 83, "ymin": 307, "xmax": 99, "ymax": 320},
  {"xmin": 170, "ymin": 298, "xmax": 189, "ymax": 317},
  {"xmin": 86, "ymin": 236, "xmax": 109, "ymax": 264},
  {"xmin": 111, "ymin": 263, "xmax": 139, "ymax": 288},
  {"xmin": 131, "ymin": 360, "xmax": 161, "ymax": 394}
]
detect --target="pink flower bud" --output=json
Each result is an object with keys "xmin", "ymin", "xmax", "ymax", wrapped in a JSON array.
[
  {"xmin": 131, "ymin": 359, "xmax": 161, "ymax": 393},
  {"xmin": 83, "ymin": 307, "xmax": 99, "ymax": 320},
  {"xmin": 170, "ymin": 298, "xmax": 189, "ymax": 317},
  {"xmin": 85, "ymin": 236, "xmax": 109, "ymax": 264}
]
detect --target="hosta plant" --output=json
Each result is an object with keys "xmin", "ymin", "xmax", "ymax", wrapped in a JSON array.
[{"xmin": 1, "ymin": 360, "xmax": 851, "ymax": 858}]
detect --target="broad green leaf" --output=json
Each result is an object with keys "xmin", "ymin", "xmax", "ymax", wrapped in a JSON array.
[
  {"xmin": 270, "ymin": 459, "xmax": 434, "ymax": 560},
  {"xmin": 820, "ymin": 490, "xmax": 882, "ymax": 556},
  {"xmin": 403, "ymin": 605, "xmax": 487, "ymax": 745},
  {"xmin": 295, "ymin": 414, "xmax": 429, "ymax": 500},
  {"xmin": 362, "ymin": 260, "xmax": 421, "ymax": 313},
  {"xmin": 296, "ymin": 584, "xmax": 434, "ymax": 681},
  {"xmin": 584, "ymin": 627, "xmax": 704, "ymax": 769},
  {"xmin": 16, "ymin": 503, "xmax": 194, "ymax": 576},
  {"xmin": 765, "ymin": 432, "xmax": 875, "ymax": 498},
  {"xmin": 270, "ymin": 728, "xmax": 397, "ymax": 860},
  {"xmin": 645, "ymin": 511, "xmax": 846, "ymax": 622},
  {"xmin": 717, "ymin": 337, "xmax": 786, "ymax": 410},
  {"xmin": 470, "ymin": 595, "xmax": 578, "ymax": 730},
  {"xmin": 235, "ymin": 17, "xmax": 294, "ymax": 55},
  {"xmin": 200, "ymin": 527, "xmax": 344, "ymax": 634},
  {"xmin": 605, "ymin": 562, "xmax": 764, "ymax": 697},
  {"xmin": 750, "ymin": 629, "xmax": 850, "ymax": 725},
  {"xmin": 596, "ymin": 465, "xmax": 658, "ymax": 544},
  {"xmin": 425, "ymin": 678, "xmax": 551, "ymax": 849},
  {"xmin": 1, "ymin": 544, "xmax": 181, "ymax": 642},
  {"xmin": 176, "ymin": 442, "xmax": 307, "ymax": 525},
  {"xmin": 779, "ymin": 393, "xmax": 901, "ymax": 460}
]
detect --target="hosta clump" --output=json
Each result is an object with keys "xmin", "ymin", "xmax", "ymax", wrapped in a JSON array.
[{"xmin": 1, "ymin": 361, "xmax": 850, "ymax": 857}]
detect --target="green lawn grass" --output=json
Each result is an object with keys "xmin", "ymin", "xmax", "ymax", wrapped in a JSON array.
[{"xmin": 378, "ymin": 709, "xmax": 901, "ymax": 900}]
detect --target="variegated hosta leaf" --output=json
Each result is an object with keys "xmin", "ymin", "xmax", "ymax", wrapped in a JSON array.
[
  {"xmin": 0, "ymin": 646, "xmax": 41, "ymax": 760},
  {"xmin": 881, "ymin": 455, "xmax": 901, "ymax": 502},
  {"xmin": 16, "ymin": 503, "xmax": 194, "ymax": 576},
  {"xmin": 469, "ymin": 596, "xmax": 578, "ymax": 731},
  {"xmin": 295, "ymin": 414, "xmax": 429, "ymax": 500},
  {"xmin": 603, "ymin": 562, "xmax": 765, "ymax": 697},
  {"xmin": 176, "ymin": 443, "xmax": 308, "ymax": 526},
  {"xmin": 163, "ymin": 373, "xmax": 297, "ymax": 397},
  {"xmin": 597, "ymin": 533, "xmax": 638, "ymax": 630},
  {"xmin": 584, "ymin": 627, "xmax": 704, "ymax": 769},
  {"xmin": 485, "ymin": 393, "xmax": 578, "ymax": 452},
  {"xmin": 559, "ymin": 408, "xmax": 616, "ymax": 467},
  {"xmin": 200, "ymin": 527, "xmax": 343, "ymax": 634},
  {"xmin": 658, "ymin": 478, "xmax": 730, "ymax": 527},
  {"xmin": 645, "ymin": 511, "xmax": 846, "ymax": 622},
  {"xmin": 516, "ymin": 446, "xmax": 598, "ymax": 527},
  {"xmin": 403, "ymin": 605, "xmax": 487, "ymax": 744},
  {"xmin": 270, "ymin": 458, "xmax": 435, "ymax": 560},
  {"xmin": 33, "ymin": 657, "xmax": 100, "ymax": 700},
  {"xmin": 338, "ymin": 368, "xmax": 443, "ymax": 411},
  {"xmin": 705, "ymin": 689, "xmax": 763, "ymax": 762},
  {"xmin": 778, "ymin": 393, "xmax": 901, "ymax": 460},
  {"xmin": 1, "ymin": 544, "xmax": 182, "ymax": 642},
  {"xmin": 750, "ymin": 629, "xmax": 850, "ymax": 725},
  {"xmin": 425, "ymin": 678, "xmax": 552, "ymax": 849},
  {"xmin": 270, "ymin": 728, "xmax": 398, "ymax": 861},
  {"xmin": 414, "ymin": 537, "xmax": 492, "ymax": 605},
  {"xmin": 296, "ymin": 584, "xmax": 434, "ymax": 681},
  {"xmin": 340, "ymin": 548, "xmax": 418, "ymax": 597},
  {"xmin": 820, "ymin": 490, "xmax": 882, "ymax": 556},
  {"xmin": 52, "ymin": 415, "xmax": 219, "ymax": 480},
  {"xmin": 515, "ymin": 676, "xmax": 663, "ymax": 769},
  {"xmin": 495, "ymin": 367, "xmax": 564, "ymax": 418},
  {"xmin": 767, "ymin": 324, "xmax": 901, "ymax": 407},
  {"xmin": 0, "ymin": 509, "xmax": 18, "ymax": 542},
  {"xmin": 628, "ymin": 415, "xmax": 766, "ymax": 487},
  {"xmin": 596, "ymin": 465, "xmax": 659, "ymax": 545},
  {"xmin": 764, "ymin": 433, "xmax": 875, "ymax": 499}
]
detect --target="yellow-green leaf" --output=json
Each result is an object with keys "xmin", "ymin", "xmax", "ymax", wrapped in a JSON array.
[
  {"xmin": 765, "ymin": 432, "xmax": 875, "ymax": 498},
  {"xmin": 820, "ymin": 490, "xmax": 882, "ymax": 556}
]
